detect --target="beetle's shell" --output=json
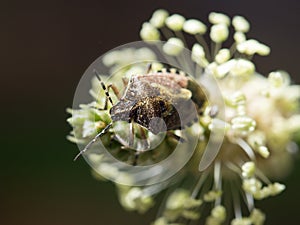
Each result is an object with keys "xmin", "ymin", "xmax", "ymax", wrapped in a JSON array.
[{"xmin": 110, "ymin": 72, "xmax": 207, "ymax": 134}]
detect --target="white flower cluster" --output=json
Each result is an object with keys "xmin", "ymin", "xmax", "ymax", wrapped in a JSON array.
[
  {"xmin": 141, "ymin": 9, "xmax": 299, "ymax": 224},
  {"xmin": 67, "ymin": 9, "xmax": 300, "ymax": 225}
]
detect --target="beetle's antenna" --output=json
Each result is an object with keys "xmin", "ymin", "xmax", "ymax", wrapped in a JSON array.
[
  {"xmin": 93, "ymin": 69, "xmax": 114, "ymax": 106},
  {"xmin": 73, "ymin": 122, "xmax": 113, "ymax": 161}
]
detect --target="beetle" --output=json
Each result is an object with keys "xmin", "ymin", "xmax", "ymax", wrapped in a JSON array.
[{"xmin": 74, "ymin": 64, "xmax": 213, "ymax": 165}]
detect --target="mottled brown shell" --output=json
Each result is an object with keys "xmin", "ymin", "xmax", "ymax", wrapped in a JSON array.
[{"xmin": 109, "ymin": 71, "xmax": 207, "ymax": 134}]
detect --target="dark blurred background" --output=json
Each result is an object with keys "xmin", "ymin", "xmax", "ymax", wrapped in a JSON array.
[{"xmin": 1, "ymin": 0, "xmax": 300, "ymax": 224}]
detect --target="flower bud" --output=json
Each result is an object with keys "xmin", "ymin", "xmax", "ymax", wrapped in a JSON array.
[
  {"xmin": 242, "ymin": 161, "xmax": 256, "ymax": 178},
  {"xmin": 211, "ymin": 205, "xmax": 226, "ymax": 222},
  {"xmin": 183, "ymin": 19, "xmax": 207, "ymax": 35},
  {"xmin": 191, "ymin": 43, "xmax": 209, "ymax": 66},
  {"xmin": 210, "ymin": 24, "xmax": 229, "ymax": 43},
  {"xmin": 257, "ymin": 146, "xmax": 270, "ymax": 158},
  {"xmin": 209, "ymin": 12, "xmax": 230, "ymax": 26},
  {"xmin": 231, "ymin": 116, "xmax": 256, "ymax": 135},
  {"xmin": 231, "ymin": 217, "xmax": 252, "ymax": 225},
  {"xmin": 237, "ymin": 39, "xmax": 270, "ymax": 56},
  {"xmin": 165, "ymin": 14, "xmax": 185, "ymax": 31},
  {"xmin": 163, "ymin": 37, "xmax": 184, "ymax": 56},
  {"xmin": 234, "ymin": 32, "xmax": 246, "ymax": 43},
  {"xmin": 230, "ymin": 59, "xmax": 255, "ymax": 77},
  {"xmin": 232, "ymin": 16, "xmax": 250, "ymax": 33},
  {"xmin": 215, "ymin": 48, "xmax": 230, "ymax": 64},
  {"xmin": 268, "ymin": 71, "xmax": 290, "ymax": 88},
  {"xmin": 204, "ymin": 190, "xmax": 222, "ymax": 202},
  {"xmin": 150, "ymin": 9, "xmax": 169, "ymax": 28},
  {"xmin": 140, "ymin": 22, "xmax": 160, "ymax": 41},
  {"xmin": 250, "ymin": 208, "xmax": 265, "ymax": 225}
]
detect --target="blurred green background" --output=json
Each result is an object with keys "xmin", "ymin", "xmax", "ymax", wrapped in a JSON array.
[{"xmin": 1, "ymin": 0, "xmax": 300, "ymax": 224}]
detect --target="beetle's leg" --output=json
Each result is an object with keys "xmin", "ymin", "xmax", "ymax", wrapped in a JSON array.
[
  {"xmin": 139, "ymin": 126, "xmax": 150, "ymax": 150},
  {"xmin": 129, "ymin": 121, "xmax": 134, "ymax": 147},
  {"xmin": 95, "ymin": 83, "xmax": 120, "ymax": 110},
  {"xmin": 107, "ymin": 83, "xmax": 121, "ymax": 99},
  {"xmin": 93, "ymin": 69, "xmax": 114, "ymax": 110},
  {"xmin": 122, "ymin": 77, "xmax": 129, "ymax": 87},
  {"xmin": 73, "ymin": 122, "xmax": 113, "ymax": 161},
  {"xmin": 132, "ymin": 151, "xmax": 140, "ymax": 166},
  {"xmin": 129, "ymin": 121, "xmax": 140, "ymax": 165},
  {"xmin": 167, "ymin": 131, "xmax": 186, "ymax": 143},
  {"xmin": 145, "ymin": 63, "xmax": 152, "ymax": 74}
]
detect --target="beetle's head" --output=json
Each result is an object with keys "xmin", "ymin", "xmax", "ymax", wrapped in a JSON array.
[{"xmin": 129, "ymin": 97, "xmax": 172, "ymax": 134}]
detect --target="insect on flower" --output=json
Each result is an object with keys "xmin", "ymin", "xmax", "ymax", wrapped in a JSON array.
[
  {"xmin": 73, "ymin": 64, "xmax": 215, "ymax": 165},
  {"xmin": 67, "ymin": 10, "xmax": 300, "ymax": 225}
]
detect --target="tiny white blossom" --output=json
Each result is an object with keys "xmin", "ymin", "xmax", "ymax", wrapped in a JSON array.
[
  {"xmin": 242, "ymin": 161, "xmax": 256, "ymax": 178},
  {"xmin": 247, "ymin": 131, "xmax": 266, "ymax": 148},
  {"xmin": 257, "ymin": 146, "xmax": 270, "ymax": 158},
  {"xmin": 237, "ymin": 39, "xmax": 270, "ymax": 56},
  {"xmin": 232, "ymin": 16, "xmax": 250, "ymax": 33},
  {"xmin": 124, "ymin": 188, "xmax": 143, "ymax": 209},
  {"xmin": 231, "ymin": 116, "xmax": 256, "ymax": 136},
  {"xmin": 183, "ymin": 19, "xmax": 207, "ymax": 35},
  {"xmin": 206, "ymin": 217, "xmax": 222, "ymax": 225},
  {"xmin": 214, "ymin": 60, "xmax": 235, "ymax": 78},
  {"xmin": 225, "ymin": 91, "xmax": 246, "ymax": 107},
  {"xmin": 243, "ymin": 178, "xmax": 263, "ymax": 195},
  {"xmin": 203, "ymin": 190, "xmax": 222, "ymax": 202},
  {"xmin": 209, "ymin": 12, "xmax": 230, "ymax": 26},
  {"xmin": 191, "ymin": 43, "xmax": 205, "ymax": 58},
  {"xmin": 256, "ymin": 43, "xmax": 271, "ymax": 56},
  {"xmin": 215, "ymin": 48, "xmax": 231, "ymax": 64},
  {"xmin": 165, "ymin": 14, "xmax": 186, "ymax": 31},
  {"xmin": 254, "ymin": 186, "xmax": 270, "ymax": 200},
  {"xmin": 119, "ymin": 187, "xmax": 154, "ymax": 213},
  {"xmin": 164, "ymin": 189, "xmax": 201, "ymax": 221},
  {"xmin": 140, "ymin": 22, "xmax": 160, "ymax": 41},
  {"xmin": 250, "ymin": 209, "xmax": 265, "ymax": 225},
  {"xmin": 102, "ymin": 51, "xmax": 120, "ymax": 66},
  {"xmin": 210, "ymin": 24, "xmax": 229, "ymax": 43},
  {"xmin": 230, "ymin": 59, "xmax": 255, "ymax": 77},
  {"xmin": 211, "ymin": 205, "xmax": 226, "ymax": 222},
  {"xmin": 191, "ymin": 43, "xmax": 209, "ymax": 67},
  {"xmin": 234, "ymin": 32, "xmax": 246, "ymax": 43},
  {"xmin": 269, "ymin": 182, "xmax": 286, "ymax": 196},
  {"xmin": 166, "ymin": 189, "xmax": 189, "ymax": 210},
  {"xmin": 163, "ymin": 38, "xmax": 184, "ymax": 56},
  {"xmin": 231, "ymin": 218, "xmax": 252, "ymax": 225},
  {"xmin": 82, "ymin": 120, "xmax": 97, "ymax": 137},
  {"xmin": 268, "ymin": 71, "xmax": 290, "ymax": 88},
  {"xmin": 150, "ymin": 9, "xmax": 169, "ymax": 28}
]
